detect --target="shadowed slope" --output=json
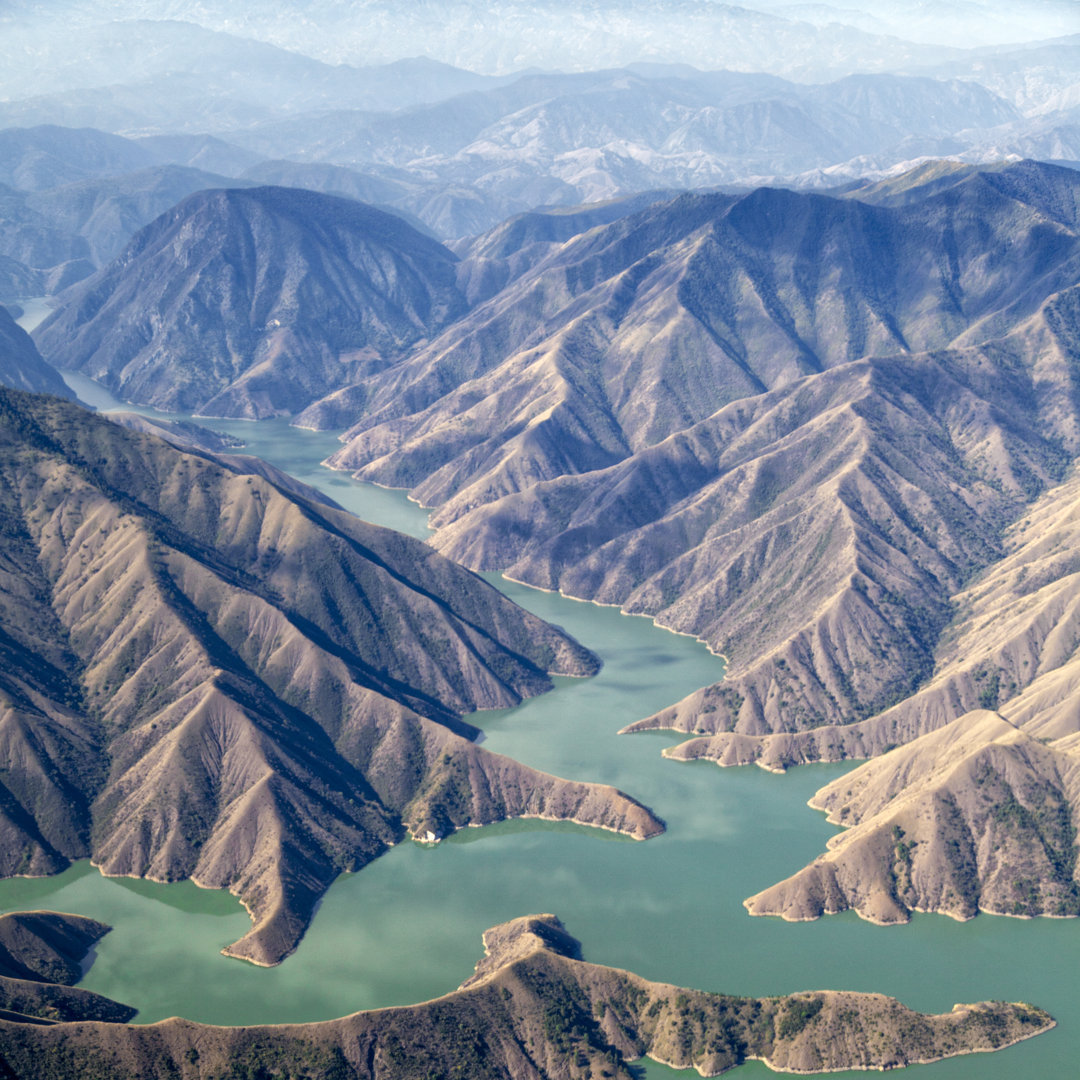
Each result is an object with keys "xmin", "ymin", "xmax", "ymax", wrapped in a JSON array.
[
  {"xmin": 0, "ymin": 388, "xmax": 659, "ymax": 966},
  {"xmin": 0, "ymin": 911, "xmax": 134, "ymax": 1023},
  {"xmin": 34, "ymin": 186, "xmax": 469, "ymax": 418},
  {"xmin": 0, "ymin": 914, "xmax": 1053, "ymax": 1079},
  {"xmin": 0, "ymin": 305, "xmax": 72, "ymax": 398}
]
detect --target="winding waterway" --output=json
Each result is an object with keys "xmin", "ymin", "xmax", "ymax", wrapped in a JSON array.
[{"xmin": 0, "ymin": 361, "xmax": 1075, "ymax": 1077}]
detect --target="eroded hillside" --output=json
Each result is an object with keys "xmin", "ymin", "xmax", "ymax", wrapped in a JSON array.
[{"xmin": 0, "ymin": 388, "xmax": 660, "ymax": 966}]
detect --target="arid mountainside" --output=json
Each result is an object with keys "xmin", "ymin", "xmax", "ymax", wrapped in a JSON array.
[
  {"xmin": 0, "ymin": 913, "xmax": 1053, "ymax": 1079},
  {"xmin": 664, "ymin": 462, "xmax": 1080, "ymax": 770},
  {"xmin": 666, "ymin": 464, "xmax": 1080, "ymax": 925},
  {"xmin": 327, "ymin": 160, "xmax": 1080, "ymax": 491},
  {"xmin": 325, "ymin": 161, "xmax": 1080, "ymax": 733},
  {"xmin": 0, "ymin": 305, "xmax": 73, "ymax": 398},
  {"xmin": 0, "ymin": 388, "xmax": 660, "ymax": 967},
  {"xmin": 0, "ymin": 911, "xmax": 135, "ymax": 1023},
  {"xmin": 33, "ymin": 186, "xmax": 469, "ymax": 417}
]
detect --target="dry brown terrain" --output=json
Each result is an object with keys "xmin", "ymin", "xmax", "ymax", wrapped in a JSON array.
[
  {"xmin": 0, "ymin": 913, "xmax": 1053, "ymax": 1079},
  {"xmin": 0, "ymin": 388, "xmax": 660, "ymax": 966},
  {"xmin": 724, "ymin": 466, "xmax": 1080, "ymax": 922}
]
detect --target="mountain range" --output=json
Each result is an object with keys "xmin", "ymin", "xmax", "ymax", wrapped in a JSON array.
[
  {"xmin": 30, "ymin": 161, "xmax": 1080, "ymax": 755},
  {"xmin": 0, "ymin": 388, "xmax": 660, "ymax": 966}
]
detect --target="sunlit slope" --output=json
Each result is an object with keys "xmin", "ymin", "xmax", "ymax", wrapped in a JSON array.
[
  {"xmin": 323, "ymin": 162, "xmax": 1080, "ymax": 733},
  {"xmin": 0, "ymin": 389, "xmax": 658, "ymax": 966},
  {"xmin": 329, "ymin": 161, "xmax": 1080, "ymax": 514},
  {"xmin": 708, "ymin": 466, "xmax": 1080, "ymax": 923},
  {"xmin": 0, "ymin": 914, "xmax": 1053, "ymax": 1079}
]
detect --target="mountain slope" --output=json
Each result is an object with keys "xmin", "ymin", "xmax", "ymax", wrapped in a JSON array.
[
  {"xmin": 0, "ymin": 388, "xmax": 659, "ymax": 966},
  {"xmin": 322, "ymin": 162, "xmax": 1080, "ymax": 733},
  {"xmin": 665, "ymin": 457, "xmax": 1080, "ymax": 771},
  {"xmin": 0, "ymin": 914, "xmax": 1053, "ymax": 1079},
  {"xmin": 34, "ymin": 186, "xmax": 469, "ymax": 418},
  {"xmin": 690, "ymin": 463, "xmax": 1080, "ymax": 926},
  {"xmin": 0, "ymin": 305, "xmax": 73, "ymax": 398},
  {"xmin": 326, "ymin": 161, "xmax": 1080, "ymax": 491}
]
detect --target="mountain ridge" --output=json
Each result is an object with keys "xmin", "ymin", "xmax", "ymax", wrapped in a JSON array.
[{"xmin": 0, "ymin": 388, "xmax": 659, "ymax": 966}]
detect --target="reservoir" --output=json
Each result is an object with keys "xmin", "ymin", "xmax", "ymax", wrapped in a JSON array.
[{"xmin": 0, "ymin": 368, "xmax": 1074, "ymax": 1077}]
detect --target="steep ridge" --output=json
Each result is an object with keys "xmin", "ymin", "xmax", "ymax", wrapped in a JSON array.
[
  {"xmin": 0, "ymin": 914, "xmax": 1053, "ymax": 1079},
  {"xmin": 0, "ymin": 388, "xmax": 659, "ymax": 966},
  {"xmin": 666, "ymin": 459, "xmax": 1080, "ymax": 770},
  {"xmin": 441, "ymin": 340, "xmax": 1075, "ymax": 734},
  {"xmin": 744, "ymin": 708, "xmax": 1080, "ymax": 925},
  {"xmin": 313, "ymin": 164, "xmax": 1080, "ymax": 738},
  {"xmin": 325, "ymin": 162, "xmax": 1080, "ymax": 506},
  {"xmin": 34, "ymin": 186, "xmax": 469, "ymax": 418},
  {"xmin": 0, "ymin": 910, "xmax": 135, "ymax": 1023},
  {"xmin": 685, "ymin": 464, "xmax": 1080, "ymax": 925},
  {"xmin": 0, "ymin": 305, "xmax": 73, "ymax": 398}
]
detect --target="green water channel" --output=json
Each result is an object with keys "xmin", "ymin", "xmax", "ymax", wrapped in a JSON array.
[{"xmin": 0, "ymin": 372, "xmax": 1073, "ymax": 1077}]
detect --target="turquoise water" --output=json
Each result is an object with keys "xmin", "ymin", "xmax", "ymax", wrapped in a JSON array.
[{"xmin": 0, "ymin": 375, "xmax": 1071, "ymax": 1077}]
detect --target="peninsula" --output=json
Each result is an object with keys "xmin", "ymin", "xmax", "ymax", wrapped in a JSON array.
[{"xmin": 0, "ymin": 913, "xmax": 1054, "ymax": 1079}]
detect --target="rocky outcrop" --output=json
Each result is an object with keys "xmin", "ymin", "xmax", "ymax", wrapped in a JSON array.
[
  {"xmin": 0, "ymin": 388, "xmax": 659, "ymax": 967},
  {"xmin": 0, "ymin": 914, "xmax": 1053, "ymax": 1079}
]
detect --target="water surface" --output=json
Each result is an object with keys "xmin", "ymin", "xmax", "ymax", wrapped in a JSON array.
[{"xmin": 0, "ymin": 375, "xmax": 1072, "ymax": 1077}]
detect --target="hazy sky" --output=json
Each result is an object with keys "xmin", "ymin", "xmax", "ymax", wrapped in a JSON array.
[{"xmin": 4, "ymin": 0, "xmax": 1077, "ymax": 65}]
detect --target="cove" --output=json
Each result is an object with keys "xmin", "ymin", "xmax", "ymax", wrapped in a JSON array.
[{"xmin": 0, "ymin": 374, "xmax": 1070, "ymax": 1078}]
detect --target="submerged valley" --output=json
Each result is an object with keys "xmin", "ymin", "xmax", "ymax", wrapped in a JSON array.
[{"xmin": 1, "ymin": 2, "xmax": 1079, "ymax": 1076}]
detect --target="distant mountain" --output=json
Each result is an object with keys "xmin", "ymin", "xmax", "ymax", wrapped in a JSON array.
[
  {"xmin": 323, "ymin": 161, "xmax": 1080, "ymax": 736},
  {"xmin": 35, "ymin": 186, "xmax": 470, "ymax": 417},
  {"xmin": 134, "ymin": 133, "xmax": 265, "ymax": 176},
  {"xmin": 0, "ymin": 389, "xmax": 660, "ymax": 966},
  {"xmin": 0, "ymin": 125, "xmax": 155, "ymax": 191},
  {"xmin": 1, "ymin": 1, "xmax": 966, "ymax": 79},
  {"xmin": 227, "ymin": 69, "xmax": 1021, "ymax": 216},
  {"xmin": 0, "ymin": 304, "xmax": 74, "ymax": 397},
  {"xmin": 0, "ymin": 165, "xmax": 257, "ymax": 283},
  {"xmin": 0, "ymin": 913, "xmax": 1053, "ymax": 1078},
  {"xmin": 0, "ymin": 20, "xmax": 521, "ymax": 120}
]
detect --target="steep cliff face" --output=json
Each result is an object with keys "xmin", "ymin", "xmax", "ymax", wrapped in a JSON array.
[
  {"xmin": 0, "ymin": 388, "xmax": 659, "ymax": 967},
  {"xmin": 34, "ymin": 186, "xmax": 468, "ymax": 417},
  {"xmin": 0, "ymin": 914, "xmax": 1054, "ymax": 1079}
]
